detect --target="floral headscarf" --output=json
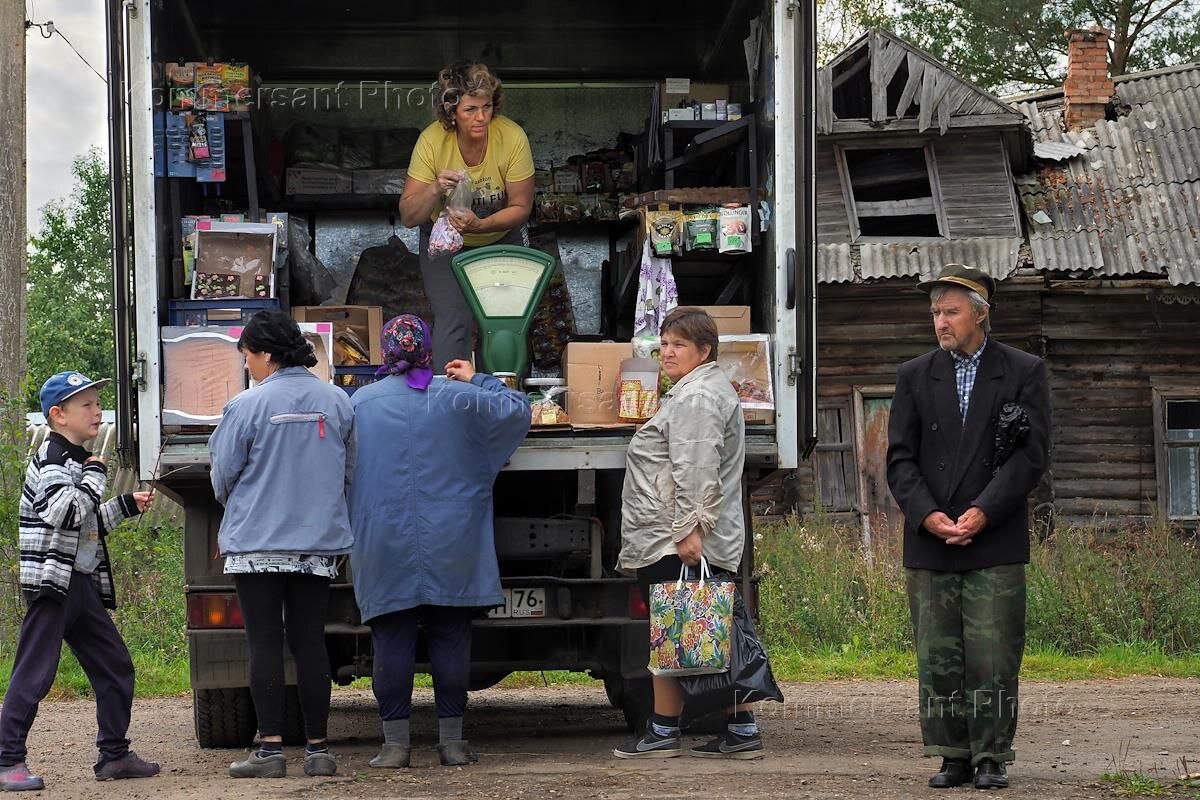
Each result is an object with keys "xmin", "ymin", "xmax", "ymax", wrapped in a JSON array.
[{"xmin": 376, "ymin": 315, "xmax": 434, "ymax": 390}]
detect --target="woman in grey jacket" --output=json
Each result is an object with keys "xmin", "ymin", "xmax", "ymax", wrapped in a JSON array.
[
  {"xmin": 612, "ymin": 307, "xmax": 761, "ymax": 761},
  {"xmin": 209, "ymin": 310, "xmax": 355, "ymax": 779}
]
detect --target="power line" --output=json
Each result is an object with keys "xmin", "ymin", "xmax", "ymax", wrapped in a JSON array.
[
  {"xmin": 26, "ymin": 19, "xmax": 107, "ymax": 85},
  {"xmin": 53, "ymin": 26, "xmax": 107, "ymax": 85}
]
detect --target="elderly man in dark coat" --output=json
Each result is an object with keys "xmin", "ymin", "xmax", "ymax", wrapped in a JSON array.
[{"xmin": 886, "ymin": 264, "xmax": 1051, "ymax": 790}]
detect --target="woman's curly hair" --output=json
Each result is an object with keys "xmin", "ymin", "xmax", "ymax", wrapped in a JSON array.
[{"xmin": 434, "ymin": 62, "xmax": 503, "ymax": 130}]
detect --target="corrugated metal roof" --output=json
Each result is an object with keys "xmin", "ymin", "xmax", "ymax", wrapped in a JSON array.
[
  {"xmin": 1014, "ymin": 65, "xmax": 1200, "ymax": 286},
  {"xmin": 1034, "ymin": 140, "xmax": 1088, "ymax": 160},
  {"xmin": 818, "ymin": 238, "xmax": 1022, "ymax": 284}
]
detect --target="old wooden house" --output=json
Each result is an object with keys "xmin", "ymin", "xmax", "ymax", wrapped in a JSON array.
[{"xmin": 787, "ymin": 28, "xmax": 1200, "ymax": 539}]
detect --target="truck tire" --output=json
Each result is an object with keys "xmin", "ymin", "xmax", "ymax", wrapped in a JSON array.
[
  {"xmin": 468, "ymin": 671, "xmax": 511, "ymax": 691},
  {"xmin": 618, "ymin": 677, "xmax": 651, "ymax": 732},
  {"xmin": 603, "ymin": 675, "xmax": 623, "ymax": 709},
  {"xmin": 194, "ymin": 687, "xmax": 256, "ymax": 749}
]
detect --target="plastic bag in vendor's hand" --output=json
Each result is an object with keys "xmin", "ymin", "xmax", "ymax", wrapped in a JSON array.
[
  {"xmin": 428, "ymin": 211, "xmax": 464, "ymax": 257},
  {"xmin": 447, "ymin": 171, "xmax": 473, "ymax": 211}
]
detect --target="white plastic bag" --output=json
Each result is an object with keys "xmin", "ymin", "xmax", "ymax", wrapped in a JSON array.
[{"xmin": 427, "ymin": 172, "xmax": 472, "ymax": 257}]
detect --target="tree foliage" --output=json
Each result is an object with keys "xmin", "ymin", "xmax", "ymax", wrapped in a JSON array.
[
  {"xmin": 25, "ymin": 149, "xmax": 116, "ymax": 412},
  {"xmin": 894, "ymin": 0, "xmax": 1200, "ymax": 92},
  {"xmin": 820, "ymin": 0, "xmax": 1200, "ymax": 92}
]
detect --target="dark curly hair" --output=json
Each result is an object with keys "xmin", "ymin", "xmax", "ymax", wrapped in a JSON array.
[
  {"xmin": 434, "ymin": 61, "xmax": 503, "ymax": 131},
  {"xmin": 237, "ymin": 309, "xmax": 317, "ymax": 369}
]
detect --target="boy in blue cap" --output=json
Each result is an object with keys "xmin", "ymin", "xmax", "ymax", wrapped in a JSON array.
[{"xmin": 0, "ymin": 372, "xmax": 161, "ymax": 791}]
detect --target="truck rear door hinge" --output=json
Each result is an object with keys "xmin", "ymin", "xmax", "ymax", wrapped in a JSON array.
[
  {"xmin": 133, "ymin": 353, "xmax": 148, "ymax": 390},
  {"xmin": 785, "ymin": 1, "xmax": 799, "ymax": 18},
  {"xmin": 787, "ymin": 348, "xmax": 802, "ymax": 386}
]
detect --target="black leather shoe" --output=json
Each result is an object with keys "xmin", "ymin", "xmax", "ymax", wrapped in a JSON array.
[
  {"xmin": 928, "ymin": 758, "xmax": 972, "ymax": 788},
  {"xmin": 974, "ymin": 759, "xmax": 1009, "ymax": 789}
]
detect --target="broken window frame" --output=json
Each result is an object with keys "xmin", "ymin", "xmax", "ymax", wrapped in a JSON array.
[
  {"xmin": 1151, "ymin": 379, "xmax": 1200, "ymax": 525},
  {"xmin": 833, "ymin": 138, "xmax": 948, "ymax": 242}
]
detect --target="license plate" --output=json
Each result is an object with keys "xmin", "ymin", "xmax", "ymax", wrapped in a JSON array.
[{"xmin": 487, "ymin": 588, "xmax": 546, "ymax": 619}]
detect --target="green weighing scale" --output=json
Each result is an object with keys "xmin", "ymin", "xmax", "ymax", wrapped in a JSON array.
[{"xmin": 450, "ymin": 245, "xmax": 557, "ymax": 378}]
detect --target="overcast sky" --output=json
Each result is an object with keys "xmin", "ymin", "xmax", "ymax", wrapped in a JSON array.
[{"xmin": 25, "ymin": 0, "xmax": 107, "ymax": 233}]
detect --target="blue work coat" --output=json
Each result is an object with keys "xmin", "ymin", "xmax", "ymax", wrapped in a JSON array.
[
  {"xmin": 348, "ymin": 373, "xmax": 530, "ymax": 623},
  {"xmin": 209, "ymin": 367, "xmax": 356, "ymax": 556}
]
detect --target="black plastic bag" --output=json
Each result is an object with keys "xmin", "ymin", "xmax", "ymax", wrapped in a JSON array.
[
  {"xmin": 678, "ymin": 587, "xmax": 784, "ymax": 722},
  {"xmin": 993, "ymin": 402, "xmax": 1031, "ymax": 475}
]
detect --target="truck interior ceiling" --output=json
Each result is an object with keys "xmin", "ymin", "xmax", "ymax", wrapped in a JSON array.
[{"xmin": 159, "ymin": 1, "xmax": 752, "ymax": 81}]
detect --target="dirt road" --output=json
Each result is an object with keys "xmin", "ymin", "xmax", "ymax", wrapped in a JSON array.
[{"xmin": 12, "ymin": 678, "xmax": 1199, "ymax": 799}]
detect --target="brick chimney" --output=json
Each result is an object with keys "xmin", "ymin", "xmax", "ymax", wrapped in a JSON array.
[{"xmin": 1063, "ymin": 27, "xmax": 1114, "ymax": 130}]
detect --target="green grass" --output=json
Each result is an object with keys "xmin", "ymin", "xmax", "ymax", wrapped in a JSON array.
[{"xmin": 1101, "ymin": 771, "xmax": 1200, "ymax": 798}]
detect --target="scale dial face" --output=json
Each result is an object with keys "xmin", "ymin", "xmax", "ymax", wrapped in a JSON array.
[{"xmin": 463, "ymin": 256, "xmax": 546, "ymax": 318}]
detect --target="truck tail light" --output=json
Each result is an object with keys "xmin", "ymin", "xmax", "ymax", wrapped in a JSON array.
[
  {"xmin": 627, "ymin": 586, "xmax": 648, "ymax": 619},
  {"xmin": 187, "ymin": 593, "xmax": 244, "ymax": 629}
]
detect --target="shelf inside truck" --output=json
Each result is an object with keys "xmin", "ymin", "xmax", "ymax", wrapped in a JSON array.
[{"xmin": 155, "ymin": 428, "xmax": 779, "ymax": 475}]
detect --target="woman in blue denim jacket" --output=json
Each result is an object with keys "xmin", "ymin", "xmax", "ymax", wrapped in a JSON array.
[{"xmin": 209, "ymin": 310, "xmax": 355, "ymax": 779}]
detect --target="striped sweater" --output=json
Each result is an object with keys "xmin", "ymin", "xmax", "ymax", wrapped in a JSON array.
[{"xmin": 18, "ymin": 432, "xmax": 139, "ymax": 609}]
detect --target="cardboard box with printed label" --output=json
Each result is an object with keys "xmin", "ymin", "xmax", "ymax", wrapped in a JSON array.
[
  {"xmin": 292, "ymin": 305, "xmax": 383, "ymax": 366},
  {"xmin": 160, "ymin": 326, "xmax": 246, "ymax": 427},
  {"xmin": 698, "ymin": 306, "xmax": 751, "ymax": 335},
  {"xmin": 286, "ymin": 166, "xmax": 353, "ymax": 195},
  {"xmin": 659, "ymin": 81, "xmax": 731, "ymax": 111},
  {"xmin": 563, "ymin": 342, "xmax": 632, "ymax": 425}
]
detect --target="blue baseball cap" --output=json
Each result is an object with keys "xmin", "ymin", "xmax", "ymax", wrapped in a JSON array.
[{"xmin": 39, "ymin": 371, "xmax": 111, "ymax": 418}]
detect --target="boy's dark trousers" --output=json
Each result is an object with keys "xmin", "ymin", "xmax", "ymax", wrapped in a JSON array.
[{"xmin": 0, "ymin": 571, "xmax": 135, "ymax": 771}]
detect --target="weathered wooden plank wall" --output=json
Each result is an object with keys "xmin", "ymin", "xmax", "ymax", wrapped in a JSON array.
[
  {"xmin": 1041, "ymin": 286, "xmax": 1200, "ymax": 529},
  {"xmin": 782, "ymin": 278, "xmax": 1198, "ymax": 532}
]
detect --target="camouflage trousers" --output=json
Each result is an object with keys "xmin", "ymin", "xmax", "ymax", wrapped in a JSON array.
[{"xmin": 906, "ymin": 564, "xmax": 1026, "ymax": 766}]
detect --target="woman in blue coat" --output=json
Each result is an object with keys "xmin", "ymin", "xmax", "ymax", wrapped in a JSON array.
[{"xmin": 348, "ymin": 315, "xmax": 529, "ymax": 769}]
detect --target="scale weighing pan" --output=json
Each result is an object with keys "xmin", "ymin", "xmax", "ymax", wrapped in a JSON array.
[{"xmin": 450, "ymin": 245, "xmax": 557, "ymax": 377}]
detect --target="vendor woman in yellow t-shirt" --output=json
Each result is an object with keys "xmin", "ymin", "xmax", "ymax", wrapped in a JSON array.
[{"xmin": 399, "ymin": 62, "xmax": 535, "ymax": 367}]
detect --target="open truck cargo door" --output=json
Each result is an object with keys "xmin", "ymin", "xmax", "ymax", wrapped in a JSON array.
[
  {"xmin": 105, "ymin": 0, "xmax": 136, "ymax": 470},
  {"xmin": 773, "ymin": 0, "xmax": 818, "ymax": 468},
  {"xmin": 119, "ymin": 0, "xmax": 163, "ymax": 482}
]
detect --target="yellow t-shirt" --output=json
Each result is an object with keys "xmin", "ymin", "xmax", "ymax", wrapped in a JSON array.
[{"xmin": 407, "ymin": 115, "xmax": 535, "ymax": 247}]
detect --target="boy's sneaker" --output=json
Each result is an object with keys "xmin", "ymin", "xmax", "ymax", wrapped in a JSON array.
[
  {"xmin": 0, "ymin": 763, "xmax": 44, "ymax": 791},
  {"xmin": 689, "ymin": 729, "xmax": 765, "ymax": 759},
  {"xmin": 612, "ymin": 725, "xmax": 683, "ymax": 759},
  {"xmin": 228, "ymin": 751, "xmax": 286, "ymax": 778},
  {"xmin": 95, "ymin": 751, "xmax": 161, "ymax": 780}
]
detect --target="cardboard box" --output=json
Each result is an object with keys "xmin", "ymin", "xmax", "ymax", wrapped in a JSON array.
[
  {"xmin": 191, "ymin": 222, "xmax": 277, "ymax": 300},
  {"xmin": 292, "ymin": 305, "xmax": 383, "ymax": 366},
  {"xmin": 659, "ymin": 81, "xmax": 730, "ymax": 110},
  {"xmin": 716, "ymin": 335, "xmax": 775, "ymax": 425},
  {"xmin": 352, "ymin": 168, "xmax": 407, "ymax": 195},
  {"xmin": 698, "ymin": 306, "xmax": 751, "ymax": 335},
  {"xmin": 228, "ymin": 321, "xmax": 334, "ymax": 383},
  {"xmin": 286, "ymin": 166, "xmax": 353, "ymax": 195},
  {"xmin": 160, "ymin": 327, "xmax": 246, "ymax": 426},
  {"xmin": 563, "ymin": 342, "xmax": 632, "ymax": 425}
]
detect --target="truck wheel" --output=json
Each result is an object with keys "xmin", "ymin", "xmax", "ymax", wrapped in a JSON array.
[
  {"xmin": 468, "ymin": 671, "xmax": 511, "ymax": 691},
  {"xmin": 194, "ymin": 687, "xmax": 256, "ymax": 749},
  {"xmin": 618, "ymin": 677, "xmax": 651, "ymax": 732},
  {"xmin": 282, "ymin": 685, "xmax": 307, "ymax": 745},
  {"xmin": 603, "ymin": 675, "xmax": 623, "ymax": 709}
]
